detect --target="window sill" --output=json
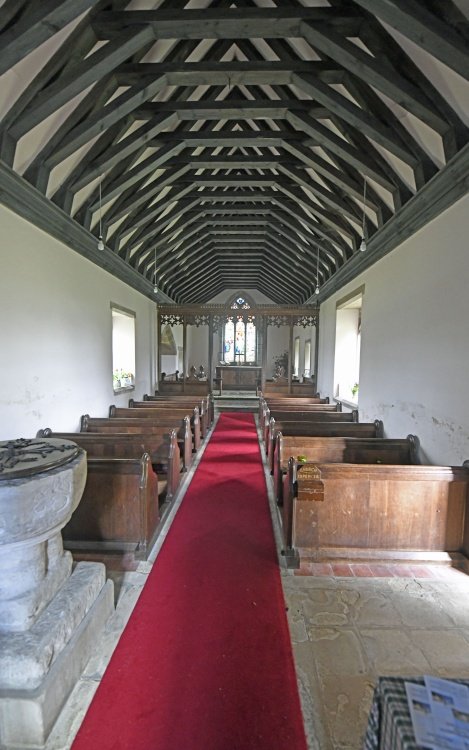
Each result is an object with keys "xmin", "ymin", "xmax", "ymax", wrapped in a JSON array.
[
  {"xmin": 113, "ymin": 385, "xmax": 135, "ymax": 394},
  {"xmin": 334, "ymin": 397, "xmax": 358, "ymax": 410}
]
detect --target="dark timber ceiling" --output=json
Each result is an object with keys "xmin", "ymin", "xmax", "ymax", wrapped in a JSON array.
[{"xmin": 1, "ymin": 0, "xmax": 469, "ymax": 304}]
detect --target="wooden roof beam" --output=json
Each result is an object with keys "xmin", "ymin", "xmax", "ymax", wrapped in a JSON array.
[
  {"xmin": 300, "ymin": 20, "xmax": 451, "ymax": 137},
  {"xmin": 10, "ymin": 26, "xmax": 156, "ymax": 139},
  {"xmin": 90, "ymin": 8, "xmax": 364, "ymax": 40},
  {"xmin": 0, "ymin": 0, "xmax": 99, "ymax": 77},
  {"xmin": 353, "ymin": 0, "xmax": 469, "ymax": 81}
]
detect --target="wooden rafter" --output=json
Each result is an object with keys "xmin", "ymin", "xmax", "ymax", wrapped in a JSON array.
[{"xmin": 0, "ymin": 1, "xmax": 468, "ymax": 304}]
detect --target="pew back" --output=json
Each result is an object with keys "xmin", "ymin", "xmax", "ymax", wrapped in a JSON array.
[
  {"xmin": 262, "ymin": 382, "xmax": 317, "ymax": 396},
  {"xmin": 262, "ymin": 407, "xmax": 358, "ymax": 442},
  {"xmin": 138, "ymin": 394, "xmax": 212, "ymax": 431},
  {"xmin": 79, "ymin": 418, "xmax": 181, "ymax": 498},
  {"xmin": 37, "ymin": 428, "xmax": 186, "ymax": 481},
  {"xmin": 283, "ymin": 461, "xmax": 469, "ymax": 567},
  {"xmin": 108, "ymin": 406, "xmax": 201, "ymax": 450},
  {"xmin": 157, "ymin": 381, "xmax": 210, "ymax": 396},
  {"xmin": 62, "ymin": 453, "xmax": 160, "ymax": 560},
  {"xmin": 267, "ymin": 418, "xmax": 384, "ymax": 472},
  {"xmin": 274, "ymin": 434, "xmax": 419, "ymax": 504}
]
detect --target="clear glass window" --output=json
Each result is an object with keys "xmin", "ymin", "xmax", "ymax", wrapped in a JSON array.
[{"xmin": 112, "ymin": 305, "xmax": 136, "ymax": 392}]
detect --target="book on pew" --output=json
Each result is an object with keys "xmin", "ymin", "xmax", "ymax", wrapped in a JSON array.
[{"xmin": 405, "ymin": 677, "xmax": 469, "ymax": 749}]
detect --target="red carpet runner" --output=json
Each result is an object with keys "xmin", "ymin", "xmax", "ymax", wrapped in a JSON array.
[{"xmin": 72, "ymin": 412, "xmax": 308, "ymax": 750}]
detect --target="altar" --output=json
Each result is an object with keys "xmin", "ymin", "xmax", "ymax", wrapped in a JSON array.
[{"xmin": 215, "ymin": 365, "xmax": 262, "ymax": 392}]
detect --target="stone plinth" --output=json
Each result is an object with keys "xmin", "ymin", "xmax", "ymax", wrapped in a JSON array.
[{"xmin": 0, "ymin": 439, "xmax": 114, "ymax": 748}]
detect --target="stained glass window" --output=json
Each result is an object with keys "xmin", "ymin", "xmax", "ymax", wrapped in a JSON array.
[
  {"xmin": 246, "ymin": 320, "xmax": 256, "ymax": 361},
  {"xmin": 222, "ymin": 296, "xmax": 257, "ymax": 364},
  {"xmin": 224, "ymin": 319, "xmax": 235, "ymax": 362}
]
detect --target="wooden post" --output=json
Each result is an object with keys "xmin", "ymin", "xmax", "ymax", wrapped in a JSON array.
[
  {"xmin": 261, "ymin": 315, "xmax": 268, "ymax": 393},
  {"xmin": 313, "ymin": 312, "xmax": 320, "ymax": 395},
  {"xmin": 208, "ymin": 314, "xmax": 214, "ymax": 394},
  {"xmin": 182, "ymin": 317, "xmax": 187, "ymax": 394},
  {"xmin": 156, "ymin": 307, "xmax": 161, "ymax": 395}
]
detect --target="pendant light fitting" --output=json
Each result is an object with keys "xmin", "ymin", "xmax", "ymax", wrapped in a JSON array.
[
  {"xmin": 97, "ymin": 177, "xmax": 104, "ymax": 251},
  {"xmin": 315, "ymin": 245, "xmax": 320, "ymax": 295},
  {"xmin": 360, "ymin": 177, "xmax": 367, "ymax": 252}
]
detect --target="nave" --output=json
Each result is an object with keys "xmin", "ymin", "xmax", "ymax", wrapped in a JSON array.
[{"xmin": 33, "ymin": 406, "xmax": 469, "ymax": 750}]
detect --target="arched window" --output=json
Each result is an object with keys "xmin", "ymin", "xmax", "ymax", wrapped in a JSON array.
[{"xmin": 222, "ymin": 295, "xmax": 257, "ymax": 364}]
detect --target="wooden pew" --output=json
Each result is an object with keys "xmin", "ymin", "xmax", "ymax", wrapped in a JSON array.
[
  {"xmin": 108, "ymin": 405, "xmax": 201, "ymax": 453},
  {"xmin": 157, "ymin": 380, "xmax": 210, "ymax": 396},
  {"xmin": 138, "ymin": 393, "xmax": 212, "ymax": 434},
  {"xmin": 258, "ymin": 395, "xmax": 330, "ymax": 420},
  {"xmin": 37, "ymin": 429, "xmax": 176, "ymax": 502},
  {"xmin": 275, "ymin": 433, "xmax": 419, "ymax": 505},
  {"xmin": 80, "ymin": 416, "xmax": 182, "ymax": 498},
  {"xmin": 267, "ymin": 417, "xmax": 384, "ymax": 474},
  {"xmin": 263, "ymin": 408, "xmax": 355, "ymax": 446},
  {"xmin": 261, "ymin": 406, "xmax": 358, "ymax": 443},
  {"xmin": 262, "ymin": 381, "xmax": 318, "ymax": 396},
  {"xmin": 129, "ymin": 394, "xmax": 208, "ymax": 440},
  {"xmin": 259, "ymin": 391, "xmax": 330, "ymax": 412},
  {"xmin": 61, "ymin": 453, "xmax": 159, "ymax": 561},
  {"xmin": 260, "ymin": 403, "xmax": 345, "ymax": 434},
  {"xmin": 282, "ymin": 461, "xmax": 469, "ymax": 569}
]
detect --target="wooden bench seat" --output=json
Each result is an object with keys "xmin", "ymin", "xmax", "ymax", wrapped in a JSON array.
[
  {"xmin": 128, "ymin": 399, "xmax": 210, "ymax": 447},
  {"xmin": 108, "ymin": 405, "xmax": 201, "ymax": 452},
  {"xmin": 61, "ymin": 453, "xmax": 160, "ymax": 561},
  {"xmin": 267, "ymin": 418, "xmax": 384, "ymax": 473},
  {"xmin": 262, "ymin": 382, "xmax": 317, "ymax": 396},
  {"xmin": 282, "ymin": 461, "xmax": 469, "ymax": 568},
  {"xmin": 37, "ymin": 428, "xmax": 180, "ymax": 501},
  {"xmin": 258, "ymin": 396, "xmax": 330, "ymax": 421},
  {"xmin": 79, "ymin": 416, "xmax": 182, "ymax": 497},
  {"xmin": 261, "ymin": 406, "xmax": 358, "ymax": 442},
  {"xmin": 157, "ymin": 380, "xmax": 210, "ymax": 396},
  {"xmin": 275, "ymin": 434, "xmax": 419, "ymax": 504},
  {"xmin": 138, "ymin": 394, "xmax": 212, "ymax": 433}
]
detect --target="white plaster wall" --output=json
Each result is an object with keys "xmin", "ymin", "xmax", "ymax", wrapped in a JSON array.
[
  {"xmin": 186, "ymin": 325, "xmax": 209, "ymax": 376},
  {"xmin": 317, "ymin": 194, "xmax": 469, "ymax": 465},
  {"xmin": 266, "ymin": 326, "xmax": 290, "ymax": 379},
  {"xmin": 1, "ymin": 206, "xmax": 156, "ymax": 438}
]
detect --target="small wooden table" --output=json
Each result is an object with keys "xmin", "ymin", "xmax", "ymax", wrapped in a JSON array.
[{"xmin": 215, "ymin": 366, "xmax": 262, "ymax": 392}]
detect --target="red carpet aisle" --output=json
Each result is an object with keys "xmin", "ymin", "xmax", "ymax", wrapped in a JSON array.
[{"xmin": 72, "ymin": 413, "xmax": 308, "ymax": 750}]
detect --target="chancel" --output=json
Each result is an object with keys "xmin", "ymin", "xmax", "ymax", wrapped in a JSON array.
[{"xmin": 2, "ymin": 1, "xmax": 469, "ymax": 748}]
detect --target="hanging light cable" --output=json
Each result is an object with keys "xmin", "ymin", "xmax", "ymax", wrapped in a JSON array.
[
  {"xmin": 153, "ymin": 247, "xmax": 158, "ymax": 294},
  {"xmin": 97, "ymin": 177, "xmax": 104, "ymax": 251},
  {"xmin": 359, "ymin": 177, "xmax": 367, "ymax": 252},
  {"xmin": 315, "ymin": 245, "xmax": 320, "ymax": 295}
]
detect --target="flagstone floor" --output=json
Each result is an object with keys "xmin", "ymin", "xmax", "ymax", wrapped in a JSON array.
[{"xmin": 40, "ymin": 414, "xmax": 469, "ymax": 750}]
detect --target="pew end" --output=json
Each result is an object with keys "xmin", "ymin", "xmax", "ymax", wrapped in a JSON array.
[
  {"xmin": 282, "ymin": 460, "xmax": 469, "ymax": 569},
  {"xmin": 62, "ymin": 452, "xmax": 160, "ymax": 563}
]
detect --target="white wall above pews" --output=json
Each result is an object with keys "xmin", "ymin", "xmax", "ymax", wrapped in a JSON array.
[
  {"xmin": 0, "ymin": 205, "xmax": 157, "ymax": 439},
  {"xmin": 317, "ymin": 193, "xmax": 469, "ymax": 466}
]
